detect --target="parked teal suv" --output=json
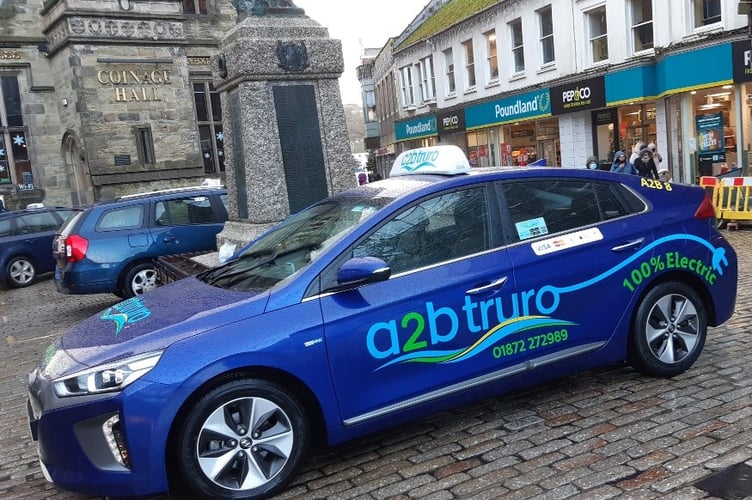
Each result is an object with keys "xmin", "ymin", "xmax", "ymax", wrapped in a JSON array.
[{"xmin": 53, "ymin": 186, "xmax": 228, "ymax": 297}]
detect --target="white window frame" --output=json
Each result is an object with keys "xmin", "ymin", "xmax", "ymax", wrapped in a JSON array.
[
  {"xmin": 419, "ymin": 56, "xmax": 436, "ymax": 103},
  {"xmin": 692, "ymin": 0, "xmax": 721, "ymax": 29},
  {"xmin": 509, "ymin": 18, "xmax": 525, "ymax": 74},
  {"xmin": 443, "ymin": 48, "xmax": 456, "ymax": 96},
  {"xmin": 538, "ymin": 5, "xmax": 555, "ymax": 66},
  {"xmin": 399, "ymin": 65, "xmax": 415, "ymax": 108},
  {"xmin": 587, "ymin": 6, "xmax": 608, "ymax": 64},
  {"xmin": 630, "ymin": 0, "xmax": 653, "ymax": 53},
  {"xmin": 463, "ymin": 39, "xmax": 476, "ymax": 90},
  {"xmin": 485, "ymin": 30, "xmax": 499, "ymax": 82}
]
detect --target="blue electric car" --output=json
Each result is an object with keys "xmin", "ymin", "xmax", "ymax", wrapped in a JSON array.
[{"xmin": 28, "ymin": 146, "xmax": 737, "ymax": 499}]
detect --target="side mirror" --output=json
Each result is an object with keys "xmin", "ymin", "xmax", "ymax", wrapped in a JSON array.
[{"xmin": 337, "ymin": 257, "xmax": 391, "ymax": 288}]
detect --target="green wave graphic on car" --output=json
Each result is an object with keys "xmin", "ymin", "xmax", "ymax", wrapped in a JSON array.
[{"xmin": 376, "ymin": 316, "xmax": 576, "ymax": 369}]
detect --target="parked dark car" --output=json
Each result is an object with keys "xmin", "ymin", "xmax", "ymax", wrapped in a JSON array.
[
  {"xmin": 53, "ymin": 186, "xmax": 228, "ymax": 298},
  {"xmin": 0, "ymin": 206, "xmax": 79, "ymax": 288}
]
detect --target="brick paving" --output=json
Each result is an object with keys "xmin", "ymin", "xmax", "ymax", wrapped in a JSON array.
[{"xmin": 1, "ymin": 229, "xmax": 751, "ymax": 499}]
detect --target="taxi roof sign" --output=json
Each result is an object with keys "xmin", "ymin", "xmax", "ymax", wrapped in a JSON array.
[{"xmin": 390, "ymin": 145, "xmax": 471, "ymax": 177}]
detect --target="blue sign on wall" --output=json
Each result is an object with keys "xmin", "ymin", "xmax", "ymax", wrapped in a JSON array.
[
  {"xmin": 465, "ymin": 89, "xmax": 552, "ymax": 129},
  {"xmin": 395, "ymin": 115, "xmax": 438, "ymax": 142},
  {"xmin": 605, "ymin": 43, "xmax": 733, "ymax": 105}
]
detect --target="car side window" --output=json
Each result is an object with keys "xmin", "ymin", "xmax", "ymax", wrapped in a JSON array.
[
  {"xmin": 503, "ymin": 179, "xmax": 629, "ymax": 242},
  {"xmin": 17, "ymin": 212, "xmax": 61, "ymax": 234},
  {"xmin": 0, "ymin": 218, "xmax": 11, "ymax": 237},
  {"xmin": 98, "ymin": 205, "xmax": 144, "ymax": 231},
  {"xmin": 155, "ymin": 196, "xmax": 216, "ymax": 226},
  {"xmin": 353, "ymin": 186, "xmax": 491, "ymax": 275}
]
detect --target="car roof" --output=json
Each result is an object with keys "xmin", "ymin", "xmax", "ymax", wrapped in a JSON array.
[
  {"xmin": 115, "ymin": 185, "xmax": 226, "ymax": 201},
  {"xmin": 0, "ymin": 206, "xmax": 78, "ymax": 218}
]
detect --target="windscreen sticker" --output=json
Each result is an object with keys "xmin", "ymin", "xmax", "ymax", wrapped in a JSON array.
[
  {"xmin": 365, "ymin": 233, "xmax": 731, "ymax": 371},
  {"xmin": 532, "ymin": 227, "xmax": 603, "ymax": 255},
  {"xmin": 515, "ymin": 217, "xmax": 548, "ymax": 240}
]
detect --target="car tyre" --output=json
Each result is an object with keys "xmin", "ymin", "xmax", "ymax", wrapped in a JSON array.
[
  {"xmin": 6, "ymin": 256, "xmax": 36, "ymax": 288},
  {"xmin": 175, "ymin": 379, "xmax": 309, "ymax": 500},
  {"xmin": 122, "ymin": 263, "xmax": 159, "ymax": 298},
  {"xmin": 629, "ymin": 282, "xmax": 706, "ymax": 378}
]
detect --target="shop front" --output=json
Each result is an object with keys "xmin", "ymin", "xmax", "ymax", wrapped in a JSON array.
[
  {"xmin": 464, "ymin": 88, "xmax": 556, "ymax": 167},
  {"xmin": 654, "ymin": 43, "xmax": 737, "ymax": 182},
  {"xmin": 602, "ymin": 42, "xmax": 742, "ymax": 184},
  {"xmin": 549, "ymin": 76, "xmax": 606, "ymax": 169}
]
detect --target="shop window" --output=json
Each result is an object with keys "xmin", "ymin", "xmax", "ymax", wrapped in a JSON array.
[
  {"xmin": 192, "ymin": 81, "xmax": 225, "ymax": 174},
  {"xmin": 630, "ymin": 0, "xmax": 653, "ymax": 52},
  {"xmin": 587, "ymin": 6, "xmax": 608, "ymax": 64},
  {"xmin": 399, "ymin": 65, "xmax": 415, "ymax": 107},
  {"xmin": 182, "ymin": 0, "xmax": 208, "ymax": 14},
  {"xmin": 484, "ymin": 30, "xmax": 499, "ymax": 82},
  {"xmin": 502, "ymin": 124, "xmax": 537, "ymax": 166},
  {"xmin": 538, "ymin": 5, "xmax": 555, "ymax": 66},
  {"xmin": 593, "ymin": 109, "xmax": 618, "ymax": 167},
  {"xmin": 693, "ymin": 86, "xmax": 736, "ymax": 175},
  {"xmin": 463, "ymin": 39, "xmax": 476, "ymax": 89},
  {"xmin": 618, "ymin": 104, "xmax": 657, "ymax": 158},
  {"xmin": 0, "ymin": 76, "xmax": 33, "ymax": 189},
  {"xmin": 509, "ymin": 19, "xmax": 524, "ymax": 74},
  {"xmin": 466, "ymin": 129, "xmax": 498, "ymax": 167},
  {"xmin": 693, "ymin": 0, "xmax": 721, "ymax": 28},
  {"xmin": 443, "ymin": 48, "xmax": 456, "ymax": 95}
]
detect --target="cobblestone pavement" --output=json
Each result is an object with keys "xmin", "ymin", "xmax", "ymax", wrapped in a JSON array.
[{"xmin": 1, "ymin": 230, "xmax": 751, "ymax": 500}]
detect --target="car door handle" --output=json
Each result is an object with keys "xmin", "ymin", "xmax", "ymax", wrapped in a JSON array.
[
  {"xmin": 466, "ymin": 277, "xmax": 508, "ymax": 295},
  {"xmin": 611, "ymin": 237, "xmax": 645, "ymax": 252},
  {"xmin": 163, "ymin": 236, "xmax": 177, "ymax": 243}
]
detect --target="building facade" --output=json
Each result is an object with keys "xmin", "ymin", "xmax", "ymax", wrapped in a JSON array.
[
  {"xmin": 363, "ymin": 0, "xmax": 751, "ymax": 185},
  {"xmin": 0, "ymin": 0, "xmax": 237, "ymax": 210}
]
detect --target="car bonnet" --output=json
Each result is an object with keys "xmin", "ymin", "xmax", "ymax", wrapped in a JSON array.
[{"xmin": 41, "ymin": 277, "xmax": 262, "ymax": 378}]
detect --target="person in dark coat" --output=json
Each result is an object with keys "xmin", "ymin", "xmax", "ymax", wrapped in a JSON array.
[
  {"xmin": 633, "ymin": 148, "xmax": 658, "ymax": 179},
  {"xmin": 610, "ymin": 150, "xmax": 637, "ymax": 175}
]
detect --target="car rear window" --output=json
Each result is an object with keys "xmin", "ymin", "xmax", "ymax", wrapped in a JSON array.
[
  {"xmin": 154, "ymin": 196, "xmax": 216, "ymax": 226},
  {"xmin": 97, "ymin": 205, "xmax": 144, "ymax": 231},
  {"xmin": 17, "ymin": 212, "xmax": 61, "ymax": 234}
]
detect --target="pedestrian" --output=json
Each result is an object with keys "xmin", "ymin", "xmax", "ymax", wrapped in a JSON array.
[
  {"xmin": 629, "ymin": 141, "xmax": 645, "ymax": 164},
  {"xmin": 610, "ymin": 150, "xmax": 637, "ymax": 175},
  {"xmin": 634, "ymin": 147, "xmax": 659, "ymax": 179},
  {"xmin": 586, "ymin": 156, "xmax": 599, "ymax": 170},
  {"xmin": 0, "ymin": 199, "xmax": 7, "ymax": 213},
  {"xmin": 648, "ymin": 142, "xmax": 663, "ymax": 165},
  {"xmin": 658, "ymin": 169, "xmax": 672, "ymax": 183}
]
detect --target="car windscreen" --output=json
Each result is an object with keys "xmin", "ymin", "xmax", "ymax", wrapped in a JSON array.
[{"xmin": 197, "ymin": 194, "xmax": 390, "ymax": 292}]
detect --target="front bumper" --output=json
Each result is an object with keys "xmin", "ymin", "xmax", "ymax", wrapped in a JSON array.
[{"xmin": 27, "ymin": 368, "xmax": 172, "ymax": 497}]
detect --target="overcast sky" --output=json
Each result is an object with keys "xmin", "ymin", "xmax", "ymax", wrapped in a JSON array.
[{"xmin": 293, "ymin": 0, "xmax": 429, "ymax": 105}]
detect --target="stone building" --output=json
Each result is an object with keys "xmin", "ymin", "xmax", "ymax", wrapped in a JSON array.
[{"xmin": 0, "ymin": 0, "xmax": 238, "ymax": 209}]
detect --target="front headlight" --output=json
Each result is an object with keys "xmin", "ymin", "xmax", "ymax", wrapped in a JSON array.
[{"xmin": 53, "ymin": 351, "xmax": 163, "ymax": 397}]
